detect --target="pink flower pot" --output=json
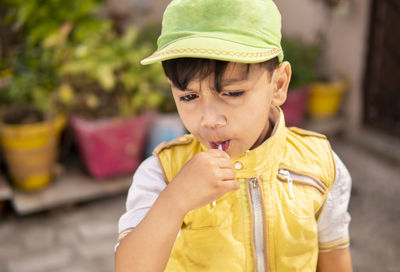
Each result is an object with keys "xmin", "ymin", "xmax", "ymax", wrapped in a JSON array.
[
  {"xmin": 71, "ymin": 113, "xmax": 155, "ymax": 179},
  {"xmin": 281, "ymin": 86, "xmax": 310, "ymax": 127}
]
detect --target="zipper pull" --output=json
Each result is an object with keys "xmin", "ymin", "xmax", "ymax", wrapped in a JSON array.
[
  {"xmin": 288, "ymin": 177, "xmax": 295, "ymax": 199},
  {"xmin": 279, "ymin": 169, "xmax": 295, "ymax": 199},
  {"xmin": 249, "ymin": 178, "xmax": 258, "ymax": 189}
]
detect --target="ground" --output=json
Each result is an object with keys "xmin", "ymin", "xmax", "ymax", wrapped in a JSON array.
[{"xmin": 0, "ymin": 137, "xmax": 399, "ymax": 272}]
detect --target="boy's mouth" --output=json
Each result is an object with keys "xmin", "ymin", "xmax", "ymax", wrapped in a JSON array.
[{"xmin": 210, "ymin": 140, "xmax": 230, "ymax": 151}]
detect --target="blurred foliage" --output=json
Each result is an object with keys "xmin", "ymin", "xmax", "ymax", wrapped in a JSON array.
[
  {"xmin": 2, "ymin": 0, "xmax": 104, "ymax": 48},
  {"xmin": 0, "ymin": 0, "xmax": 172, "ymax": 123},
  {"xmin": 0, "ymin": 48, "xmax": 59, "ymax": 117},
  {"xmin": 282, "ymin": 37, "xmax": 321, "ymax": 90},
  {"xmin": 0, "ymin": 0, "xmax": 104, "ymax": 122},
  {"xmin": 59, "ymin": 23, "xmax": 171, "ymax": 119}
]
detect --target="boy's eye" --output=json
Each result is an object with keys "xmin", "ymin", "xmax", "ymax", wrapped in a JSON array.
[
  {"xmin": 223, "ymin": 91, "xmax": 245, "ymax": 97},
  {"xmin": 179, "ymin": 94, "xmax": 198, "ymax": 102}
]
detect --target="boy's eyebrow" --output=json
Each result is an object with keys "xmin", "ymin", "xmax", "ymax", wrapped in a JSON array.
[
  {"xmin": 174, "ymin": 87, "xmax": 197, "ymax": 92},
  {"xmin": 220, "ymin": 76, "xmax": 248, "ymax": 86},
  {"xmin": 173, "ymin": 75, "xmax": 249, "ymax": 92}
]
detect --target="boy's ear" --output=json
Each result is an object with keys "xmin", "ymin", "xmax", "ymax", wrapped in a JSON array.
[{"xmin": 270, "ymin": 61, "xmax": 291, "ymax": 106}]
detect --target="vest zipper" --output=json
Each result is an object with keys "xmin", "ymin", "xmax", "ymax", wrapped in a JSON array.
[
  {"xmin": 249, "ymin": 177, "xmax": 266, "ymax": 272},
  {"xmin": 278, "ymin": 169, "xmax": 295, "ymax": 198},
  {"xmin": 278, "ymin": 168, "xmax": 327, "ymax": 196}
]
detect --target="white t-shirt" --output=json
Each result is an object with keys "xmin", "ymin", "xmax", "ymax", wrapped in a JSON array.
[{"xmin": 117, "ymin": 151, "xmax": 351, "ymax": 252}]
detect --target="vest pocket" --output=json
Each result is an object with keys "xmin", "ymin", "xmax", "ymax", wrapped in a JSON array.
[
  {"xmin": 275, "ymin": 207, "xmax": 319, "ymax": 270},
  {"xmin": 277, "ymin": 166, "xmax": 327, "ymax": 218},
  {"xmin": 183, "ymin": 192, "xmax": 234, "ymax": 230}
]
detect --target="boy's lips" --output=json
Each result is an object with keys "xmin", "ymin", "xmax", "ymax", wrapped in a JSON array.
[{"xmin": 210, "ymin": 140, "xmax": 230, "ymax": 151}]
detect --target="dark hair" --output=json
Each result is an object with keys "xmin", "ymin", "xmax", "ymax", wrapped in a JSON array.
[{"xmin": 162, "ymin": 57, "xmax": 279, "ymax": 92}]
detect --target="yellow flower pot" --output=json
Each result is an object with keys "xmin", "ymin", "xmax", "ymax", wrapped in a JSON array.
[
  {"xmin": 308, "ymin": 81, "xmax": 346, "ymax": 119},
  {"xmin": 0, "ymin": 114, "xmax": 66, "ymax": 191}
]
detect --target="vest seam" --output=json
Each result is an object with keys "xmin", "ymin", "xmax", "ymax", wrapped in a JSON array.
[
  {"xmin": 246, "ymin": 178, "xmax": 258, "ymax": 271},
  {"xmin": 269, "ymin": 175, "xmax": 278, "ymax": 272},
  {"xmin": 277, "ymin": 175, "xmax": 326, "ymax": 195},
  {"xmin": 315, "ymin": 197, "xmax": 328, "ymax": 222},
  {"xmin": 258, "ymin": 176, "xmax": 270, "ymax": 272},
  {"xmin": 239, "ymin": 180, "xmax": 249, "ymax": 271},
  {"xmin": 281, "ymin": 179, "xmax": 325, "ymax": 195},
  {"xmin": 278, "ymin": 164, "xmax": 328, "ymax": 191},
  {"xmin": 326, "ymin": 140, "xmax": 337, "ymax": 184},
  {"xmin": 315, "ymin": 140, "xmax": 336, "ymax": 222},
  {"xmin": 155, "ymin": 153, "xmax": 170, "ymax": 185},
  {"xmin": 287, "ymin": 127, "xmax": 327, "ymax": 139}
]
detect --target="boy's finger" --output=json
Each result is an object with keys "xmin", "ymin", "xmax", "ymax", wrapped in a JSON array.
[
  {"xmin": 221, "ymin": 180, "xmax": 240, "ymax": 192},
  {"xmin": 219, "ymin": 169, "xmax": 236, "ymax": 180},
  {"xmin": 217, "ymin": 159, "xmax": 234, "ymax": 169},
  {"xmin": 207, "ymin": 149, "xmax": 231, "ymax": 159}
]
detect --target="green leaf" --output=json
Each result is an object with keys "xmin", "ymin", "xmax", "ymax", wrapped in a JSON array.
[
  {"xmin": 60, "ymin": 60, "xmax": 93, "ymax": 75},
  {"xmin": 28, "ymin": 21, "xmax": 58, "ymax": 47},
  {"xmin": 122, "ymin": 27, "xmax": 139, "ymax": 47},
  {"xmin": 96, "ymin": 66, "xmax": 115, "ymax": 91},
  {"xmin": 15, "ymin": 1, "xmax": 35, "ymax": 29},
  {"xmin": 131, "ymin": 93, "xmax": 145, "ymax": 108},
  {"xmin": 58, "ymin": 83, "xmax": 74, "ymax": 105},
  {"xmin": 146, "ymin": 92, "xmax": 163, "ymax": 109},
  {"xmin": 120, "ymin": 72, "xmax": 138, "ymax": 89}
]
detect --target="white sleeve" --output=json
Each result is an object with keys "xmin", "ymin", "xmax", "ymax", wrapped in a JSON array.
[
  {"xmin": 317, "ymin": 151, "xmax": 352, "ymax": 252},
  {"xmin": 117, "ymin": 155, "xmax": 167, "ymax": 243}
]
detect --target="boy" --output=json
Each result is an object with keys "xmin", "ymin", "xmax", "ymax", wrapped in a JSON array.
[{"xmin": 115, "ymin": 0, "xmax": 352, "ymax": 271}]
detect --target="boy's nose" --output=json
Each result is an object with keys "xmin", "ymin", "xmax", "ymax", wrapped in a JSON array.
[{"xmin": 200, "ymin": 110, "xmax": 227, "ymax": 129}]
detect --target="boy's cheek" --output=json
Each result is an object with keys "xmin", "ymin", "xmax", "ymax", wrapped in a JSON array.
[{"xmin": 177, "ymin": 114, "xmax": 191, "ymax": 130}]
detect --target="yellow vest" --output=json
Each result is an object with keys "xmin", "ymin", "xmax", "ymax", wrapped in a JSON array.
[{"xmin": 154, "ymin": 110, "xmax": 336, "ymax": 272}]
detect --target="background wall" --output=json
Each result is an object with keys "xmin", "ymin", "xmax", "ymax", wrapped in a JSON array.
[
  {"xmin": 275, "ymin": 0, "xmax": 372, "ymax": 131},
  {"xmin": 107, "ymin": 0, "xmax": 170, "ymax": 28}
]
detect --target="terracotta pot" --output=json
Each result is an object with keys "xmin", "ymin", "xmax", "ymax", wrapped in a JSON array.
[
  {"xmin": 281, "ymin": 86, "xmax": 310, "ymax": 127},
  {"xmin": 71, "ymin": 113, "xmax": 155, "ymax": 179}
]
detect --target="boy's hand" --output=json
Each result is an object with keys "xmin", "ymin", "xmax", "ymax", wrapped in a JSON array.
[{"xmin": 165, "ymin": 149, "xmax": 239, "ymax": 214}]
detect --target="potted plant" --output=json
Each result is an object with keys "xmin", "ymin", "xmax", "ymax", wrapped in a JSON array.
[
  {"xmin": 0, "ymin": 52, "xmax": 66, "ymax": 191},
  {"xmin": 308, "ymin": 79, "xmax": 348, "ymax": 119},
  {"xmin": 0, "ymin": 0, "xmax": 103, "ymax": 190},
  {"xmin": 60, "ymin": 22, "xmax": 172, "ymax": 179},
  {"xmin": 281, "ymin": 37, "xmax": 320, "ymax": 126},
  {"xmin": 307, "ymin": 1, "xmax": 349, "ymax": 120}
]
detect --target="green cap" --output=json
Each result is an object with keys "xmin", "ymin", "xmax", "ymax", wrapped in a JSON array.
[{"xmin": 141, "ymin": 0, "xmax": 284, "ymax": 65}]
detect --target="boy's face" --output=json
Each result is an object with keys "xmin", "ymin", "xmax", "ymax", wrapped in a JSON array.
[{"xmin": 170, "ymin": 62, "xmax": 289, "ymax": 159}]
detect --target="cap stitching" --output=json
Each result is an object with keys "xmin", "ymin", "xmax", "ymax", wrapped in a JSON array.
[{"xmin": 144, "ymin": 48, "xmax": 281, "ymax": 60}]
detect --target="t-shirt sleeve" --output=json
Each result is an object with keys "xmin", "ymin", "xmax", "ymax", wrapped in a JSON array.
[
  {"xmin": 317, "ymin": 151, "xmax": 352, "ymax": 252},
  {"xmin": 117, "ymin": 155, "xmax": 167, "ymax": 244}
]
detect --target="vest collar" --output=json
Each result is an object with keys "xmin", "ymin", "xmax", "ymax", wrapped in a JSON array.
[{"xmin": 232, "ymin": 106, "xmax": 286, "ymax": 177}]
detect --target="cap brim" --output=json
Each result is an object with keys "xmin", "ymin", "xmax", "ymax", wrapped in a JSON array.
[{"xmin": 141, "ymin": 36, "xmax": 282, "ymax": 65}]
